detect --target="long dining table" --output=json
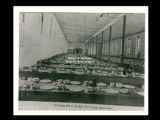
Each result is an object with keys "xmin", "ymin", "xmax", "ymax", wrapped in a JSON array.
[{"xmin": 19, "ymin": 71, "xmax": 144, "ymax": 107}]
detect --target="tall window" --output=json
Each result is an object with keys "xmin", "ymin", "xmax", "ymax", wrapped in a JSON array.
[
  {"xmin": 127, "ymin": 38, "xmax": 131, "ymax": 55},
  {"xmin": 135, "ymin": 36, "xmax": 140, "ymax": 55},
  {"xmin": 106, "ymin": 42, "xmax": 109, "ymax": 55},
  {"xmin": 103, "ymin": 44, "xmax": 105, "ymax": 55},
  {"xmin": 115, "ymin": 41, "xmax": 118, "ymax": 55},
  {"xmin": 111, "ymin": 42, "xmax": 114, "ymax": 55},
  {"xmin": 120, "ymin": 39, "xmax": 122, "ymax": 55},
  {"xmin": 105, "ymin": 42, "xmax": 109, "ymax": 55}
]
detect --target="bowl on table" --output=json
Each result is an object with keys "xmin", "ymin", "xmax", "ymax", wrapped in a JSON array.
[
  {"xmin": 24, "ymin": 82, "xmax": 35, "ymax": 89},
  {"xmin": 119, "ymin": 89, "xmax": 129, "ymax": 94},
  {"xmin": 115, "ymin": 83, "xmax": 123, "ymax": 88},
  {"xmin": 83, "ymin": 81, "xmax": 89, "ymax": 86},
  {"xmin": 56, "ymin": 83, "xmax": 65, "ymax": 90},
  {"xmin": 63, "ymin": 79, "xmax": 70, "ymax": 84},
  {"xmin": 32, "ymin": 77, "xmax": 39, "ymax": 82},
  {"xmin": 27, "ymin": 77, "xmax": 32, "ymax": 82},
  {"xmin": 56, "ymin": 79, "xmax": 63, "ymax": 84}
]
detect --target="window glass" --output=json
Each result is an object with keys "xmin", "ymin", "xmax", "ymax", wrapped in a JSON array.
[
  {"xmin": 135, "ymin": 36, "xmax": 140, "ymax": 55},
  {"xmin": 119, "ymin": 39, "xmax": 122, "ymax": 54},
  {"xmin": 111, "ymin": 41, "xmax": 114, "ymax": 55},
  {"xmin": 127, "ymin": 38, "xmax": 131, "ymax": 55},
  {"xmin": 115, "ymin": 41, "xmax": 118, "ymax": 55}
]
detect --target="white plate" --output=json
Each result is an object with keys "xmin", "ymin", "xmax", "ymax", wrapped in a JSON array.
[
  {"xmin": 105, "ymin": 89, "xmax": 119, "ymax": 94},
  {"xmin": 97, "ymin": 82, "xmax": 106, "ymax": 87},
  {"xmin": 137, "ymin": 92, "xmax": 144, "ymax": 96},
  {"xmin": 40, "ymin": 79, "xmax": 52, "ymax": 83},
  {"xmin": 123, "ymin": 85, "xmax": 135, "ymax": 89},
  {"xmin": 70, "ymin": 81, "xmax": 81, "ymax": 85},
  {"xmin": 40, "ymin": 85, "xmax": 54, "ymax": 90},
  {"xmin": 69, "ymin": 86, "xmax": 83, "ymax": 92}
]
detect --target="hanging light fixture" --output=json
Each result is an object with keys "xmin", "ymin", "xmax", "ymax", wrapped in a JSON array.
[{"xmin": 96, "ymin": 13, "xmax": 122, "ymax": 22}]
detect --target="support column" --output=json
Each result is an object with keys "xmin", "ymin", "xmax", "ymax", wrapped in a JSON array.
[
  {"xmin": 121, "ymin": 15, "xmax": 126, "ymax": 67},
  {"xmin": 100, "ymin": 31, "xmax": 104, "ymax": 61},
  {"xmin": 108, "ymin": 26, "xmax": 112, "ymax": 63}
]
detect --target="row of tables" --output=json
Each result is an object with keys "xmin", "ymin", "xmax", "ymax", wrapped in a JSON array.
[{"xmin": 19, "ymin": 54, "xmax": 144, "ymax": 107}]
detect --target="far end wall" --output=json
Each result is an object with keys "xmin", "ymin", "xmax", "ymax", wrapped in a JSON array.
[{"xmin": 67, "ymin": 42, "xmax": 85, "ymax": 54}]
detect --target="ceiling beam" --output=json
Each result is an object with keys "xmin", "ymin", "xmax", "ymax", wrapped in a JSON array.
[{"xmin": 84, "ymin": 13, "xmax": 126, "ymax": 43}]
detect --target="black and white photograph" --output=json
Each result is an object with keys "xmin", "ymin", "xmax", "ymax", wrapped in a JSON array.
[{"xmin": 14, "ymin": 6, "xmax": 148, "ymax": 115}]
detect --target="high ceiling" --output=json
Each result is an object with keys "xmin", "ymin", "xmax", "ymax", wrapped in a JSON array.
[{"xmin": 54, "ymin": 13, "xmax": 145, "ymax": 43}]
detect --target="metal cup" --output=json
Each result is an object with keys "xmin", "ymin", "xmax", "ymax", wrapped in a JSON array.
[
  {"xmin": 132, "ymin": 72, "xmax": 135, "ymax": 78},
  {"xmin": 84, "ymin": 81, "xmax": 89, "ymax": 86},
  {"xmin": 32, "ymin": 77, "xmax": 39, "ymax": 82},
  {"xmin": 56, "ymin": 79, "xmax": 62, "ymax": 84},
  {"xmin": 30, "ymin": 84, "xmax": 33, "ymax": 90},
  {"xmin": 110, "ymin": 82, "xmax": 114, "ymax": 87},
  {"xmin": 27, "ymin": 77, "xmax": 32, "ymax": 82},
  {"xmin": 120, "ymin": 71, "xmax": 123, "ymax": 75}
]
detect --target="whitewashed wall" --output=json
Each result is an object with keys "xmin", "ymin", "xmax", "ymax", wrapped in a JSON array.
[{"xmin": 19, "ymin": 13, "xmax": 67, "ymax": 67}]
